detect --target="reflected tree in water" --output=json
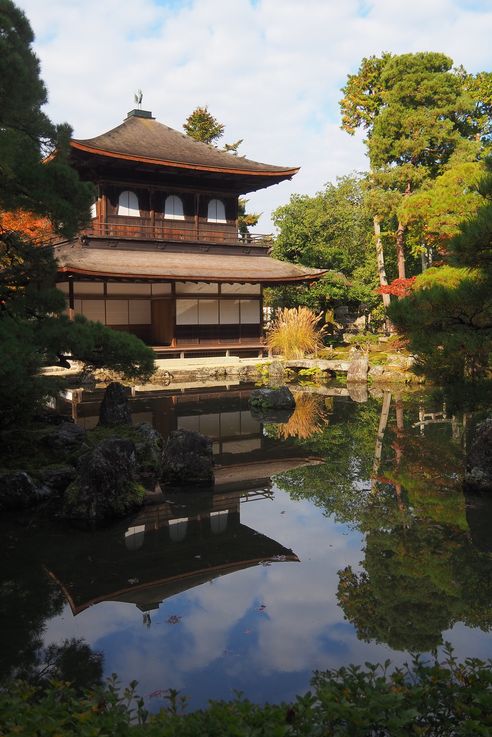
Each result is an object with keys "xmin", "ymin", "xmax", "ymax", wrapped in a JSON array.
[
  {"xmin": 0, "ymin": 525, "xmax": 103, "ymax": 692},
  {"xmin": 276, "ymin": 391, "xmax": 492, "ymax": 651}
]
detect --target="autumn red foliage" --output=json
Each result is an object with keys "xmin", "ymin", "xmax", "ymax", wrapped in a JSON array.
[
  {"xmin": 378, "ymin": 277, "xmax": 416, "ymax": 297},
  {"xmin": 0, "ymin": 209, "xmax": 54, "ymax": 244}
]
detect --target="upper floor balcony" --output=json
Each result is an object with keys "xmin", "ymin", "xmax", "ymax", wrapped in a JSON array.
[{"xmin": 82, "ymin": 216, "xmax": 273, "ymax": 249}]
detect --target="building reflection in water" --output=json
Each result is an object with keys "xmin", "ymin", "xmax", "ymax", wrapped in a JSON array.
[
  {"xmin": 45, "ymin": 489, "xmax": 299, "ymax": 618},
  {"xmin": 49, "ymin": 384, "xmax": 325, "ymax": 618}
]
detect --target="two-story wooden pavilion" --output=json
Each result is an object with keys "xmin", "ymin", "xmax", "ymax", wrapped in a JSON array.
[{"xmin": 53, "ymin": 109, "xmax": 325, "ymax": 357}]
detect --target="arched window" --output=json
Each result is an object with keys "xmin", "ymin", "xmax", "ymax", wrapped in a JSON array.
[
  {"xmin": 90, "ymin": 201, "xmax": 97, "ymax": 219},
  {"xmin": 118, "ymin": 190, "xmax": 140, "ymax": 217},
  {"xmin": 207, "ymin": 198, "xmax": 226, "ymax": 223},
  {"xmin": 164, "ymin": 194, "xmax": 184, "ymax": 220}
]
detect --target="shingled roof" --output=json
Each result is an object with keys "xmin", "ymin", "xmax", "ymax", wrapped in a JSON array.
[
  {"xmin": 55, "ymin": 242, "xmax": 327, "ymax": 284},
  {"xmin": 71, "ymin": 110, "xmax": 299, "ymax": 180}
]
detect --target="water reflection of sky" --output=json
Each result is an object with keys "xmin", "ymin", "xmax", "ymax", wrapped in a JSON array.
[
  {"xmin": 12, "ymin": 386, "xmax": 492, "ymax": 709},
  {"xmin": 40, "ymin": 486, "xmax": 397, "ymax": 710}
]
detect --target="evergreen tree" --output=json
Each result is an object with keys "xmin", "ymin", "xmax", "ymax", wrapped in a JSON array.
[
  {"xmin": 389, "ymin": 158, "xmax": 492, "ymax": 381},
  {"xmin": 340, "ymin": 52, "xmax": 489, "ymax": 286},
  {"xmin": 269, "ymin": 174, "xmax": 380, "ymax": 315},
  {"xmin": 0, "ymin": 0, "xmax": 154, "ymax": 438},
  {"xmin": 182, "ymin": 106, "xmax": 224, "ymax": 145}
]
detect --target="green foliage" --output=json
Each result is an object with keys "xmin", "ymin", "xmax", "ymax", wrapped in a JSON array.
[
  {"xmin": 0, "ymin": 4, "xmax": 155, "ymax": 440},
  {"xmin": 399, "ymin": 160, "xmax": 486, "ymax": 255},
  {"xmin": 341, "ymin": 52, "xmax": 492, "ymax": 283},
  {"xmin": 0, "ymin": 0, "xmax": 93, "ymax": 235},
  {"xmin": 389, "ymin": 157, "xmax": 492, "ymax": 383},
  {"xmin": 0, "ymin": 235, "xmax": 154, "ymax": 438},
  {"xmin": 182, "ymin": 105, "xmax": 224, "ymax": 145},
  {"xmin": 270, "ymin": 174, "xmax": 380, "ymax": 311},
  {"xmin": 3, "ymin": 649, "xmax": 492, "ymax": 736}
]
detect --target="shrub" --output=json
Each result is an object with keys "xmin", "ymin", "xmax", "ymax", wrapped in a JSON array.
[
  {"xmin": 267, "ymin": 307, "xmax": 327, "ymax": 359},
  {"xmin": 2, "ymin": 648, "xmax": 492, "ymax": 736}
]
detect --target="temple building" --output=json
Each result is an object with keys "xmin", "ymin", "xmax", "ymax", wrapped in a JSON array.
[{"xmin": 53, "ymin": 108, "xmax": 325, "ymax": 357}]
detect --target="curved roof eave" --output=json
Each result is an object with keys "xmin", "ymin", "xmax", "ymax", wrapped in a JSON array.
[
  {"xmin": 70, "ymin": 141, "xmax": 300, "ymax": 179},
  {"xmin": 57, "ymin": 264, "xmax": 327, "ymax": 284}
]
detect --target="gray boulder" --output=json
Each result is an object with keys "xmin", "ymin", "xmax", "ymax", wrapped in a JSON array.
[
  {"xmin": 63, "ymin": 437, "xmax": 144, "ymax": 525},
  {"xmin": 248, "ymin": 386, "xmax": 296, "ymax": 423},
  {"xmin": 249, "ymin": 386, "xmax": 296, "ymax": 411},
  {"xmin": 464, "ymin": 418, "xmax": 492, "ymax": 492},
  {"xmin": 41, "ymin": 421, "xmax": 87, "ymax": 452},
  {"xmin": 161, "ymin": 429, "xmax": 214, "ymax": 487},
  {"xmin": 98, "ymin": 382, "xmax": 132, "ymax": 427},
  {"xmin": 347, "ymin": 349, "xmax": 369, "ymax": 383},
  {"xmin": 38, "ymin": 465, "xmax": 77, "ymax": 494},
  {"xmin": 0, "ymin": 471, "xmax": 48, "ymax": 511},
  {"xmin": 134, "ymin": 422, "xmax": 163, "ymax": 480}
]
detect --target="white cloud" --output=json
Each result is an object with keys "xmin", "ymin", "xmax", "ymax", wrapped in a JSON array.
[{"xmin": 15, "ymin": 0, "xmax": 492, "ymax": 230}]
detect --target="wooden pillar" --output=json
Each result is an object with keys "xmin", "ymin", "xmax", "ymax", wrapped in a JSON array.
[
  {"xmin": 195, "ymin": 193, "xmax": 200, "ymax": 240},
  {"xmin": 68, "ymin": 278, "xmax": 75, "ymax": 320},
  {"xmin": 150, "ymin": 188, "xmax": 155, "ymax": 238},
  {"xmin": 171, "ymin": 282, "xmax": 177, "ymax": 347},
  {"xmin": 101, "ymin": 188, "xmax": 108, "ymax": 235},
  {"xmin": 260, "ymin": 284, "xmax": 264, "ymax": 345}
]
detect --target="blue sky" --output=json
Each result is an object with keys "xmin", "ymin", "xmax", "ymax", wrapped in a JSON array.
[{"xmin": 17, "ymin": 0, "xmax": 492, "ymax": 229}]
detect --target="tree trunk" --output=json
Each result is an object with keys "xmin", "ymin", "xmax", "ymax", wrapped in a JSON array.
[
  {"xmin": 371, "ymin": 390, "xmax": 392, "ymax": 490},
  {"xmin": 395, "ymin": 182, "xmax": 412, "ymax": 281},
  {"xmin": 374, "ymin": 216, "xmax": 390, "ymax": 309},
  {"xmin": 396, "ymin": 220, "xmax": 406, "ymax": 279}
]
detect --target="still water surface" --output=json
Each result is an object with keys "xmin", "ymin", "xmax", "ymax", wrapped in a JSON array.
[{"xmin": 2, "ymin": 383, "xmax": 492, "ymax": 710}]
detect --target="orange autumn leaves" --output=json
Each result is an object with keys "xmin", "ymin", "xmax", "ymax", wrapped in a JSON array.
[{"xmin": 0, "ymin": 210, "xmax": 54, "ymax": 244}]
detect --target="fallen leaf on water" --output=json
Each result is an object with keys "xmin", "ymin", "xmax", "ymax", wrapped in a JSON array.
[{"xmin": 167, "ymin": 615, "xmax": 182, "ymax": 625}]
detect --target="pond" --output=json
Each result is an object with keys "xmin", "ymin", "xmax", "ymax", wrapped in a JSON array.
[{"xmin": 2, "ymin": 381, "xmax": 492, "ymax": 711}]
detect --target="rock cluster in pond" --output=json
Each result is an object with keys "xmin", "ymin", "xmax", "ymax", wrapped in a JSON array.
[
  {"xmin": 3, "ymin": 383, "xmax": 214, "ymax": 521},
  {"xmin": 63, "ymin": 437, "xmax": 144, "ymax": 526},
  {"xmin": 464, "ymin": 418, "xmax": 492, "ymax": 492},
  {"xmin": 161, "ymin": 429, "xmax": 214, "ymax": 487},
  {"xmin": 248, "ymin": 386, "xmax": 296, "ymax": 423}
]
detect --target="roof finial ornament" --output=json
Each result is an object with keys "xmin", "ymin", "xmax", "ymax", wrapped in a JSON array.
[{"xmin": 134, "ymin": 89, "xmax": 143, "ymax": 109}]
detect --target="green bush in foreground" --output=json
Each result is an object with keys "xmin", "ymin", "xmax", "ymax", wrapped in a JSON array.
[{"xmin": 2, "ymin": 649, "xmax": 492, "ymax": 736}]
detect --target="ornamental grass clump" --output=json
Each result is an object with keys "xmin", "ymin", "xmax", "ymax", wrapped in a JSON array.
[{"xmin": 267, "ymin": 307, "xmax": 327, "ymax": 359}]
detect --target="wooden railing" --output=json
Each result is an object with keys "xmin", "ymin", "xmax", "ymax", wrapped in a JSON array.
[{"xmin": 83, "ymin": 219, "xmax": 272, "ymax": 247}]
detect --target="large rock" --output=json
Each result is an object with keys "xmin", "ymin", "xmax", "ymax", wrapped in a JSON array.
[
  {"xmin": 63, "ymin": 438, "xmax": 144, "ymax": 525},
  {"xmin": 0, "ymin": 471, "xmax": 48, "ymax": 511},
  {"xmin": 98, "ymin": 382, "xmax": 132, "ymax": 427},
  {"xmin": 464, "ymin": 418, "xmax": 492, "ymax": 492},
  {"xmin": 161, "ymin": 430, "xmax": 214, "ymax": 487},
  {"xmin": 41, "ymin": 421, "xmax": 87, "ymax": 452},
  {"xmin": 134, "ymin": 422, "xmax": 163, "ymax": 481},
  {"xmin": 248, "ymin": 386, "xmax": 296, "ymax": 423},
  {"xmin": 249, "ymin": 386, "xmax": 296, "ymax": 411},
  {"xmin": 37, "ymin": 465, "xmax": 77, "ymax": 494},
  {"xmin": 347, "ymin": 349, "xmax": 369, "ymax": 383}
]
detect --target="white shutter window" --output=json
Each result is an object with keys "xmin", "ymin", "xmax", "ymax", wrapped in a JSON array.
[
  {"xmin": 164, "ymin": 195, "xmax": 185, "ymax": 220},
  {"xmin": 118, "ymin": 190, "xmax": 140, "ymax": 217},
  {"xmin": 207, "ymin": 198, "xmax": 226, "ymax": 223}
]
